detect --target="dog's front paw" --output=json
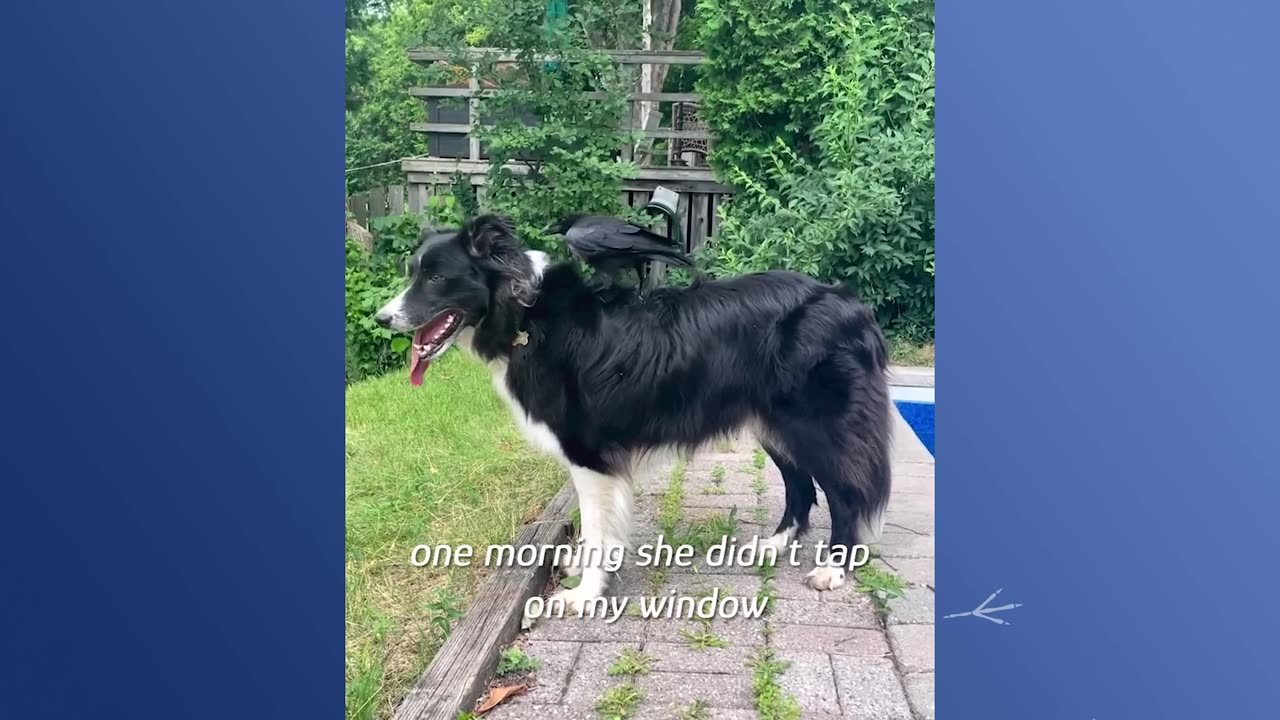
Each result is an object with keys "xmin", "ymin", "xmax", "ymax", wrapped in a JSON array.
[
  {"xmin": 805, "ymin": 565, "xmax": 847, "ymax": 591},
  {"xmin": 549, "ymin": 585, "xmax": 604, "ymax": 616}
]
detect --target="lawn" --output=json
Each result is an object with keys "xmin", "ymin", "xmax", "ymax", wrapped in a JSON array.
[
  {"xmin": 345, "ymin": 351, "xmax": 565, "ymax": 720},
  {"xmin": 889, "ymin": 339, "xmax": 935, "ymax": 367}
]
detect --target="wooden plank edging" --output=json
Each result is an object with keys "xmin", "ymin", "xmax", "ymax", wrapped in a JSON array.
[{"xmin": 391, "ymin": 482, "xmax": 577, "ymax": 720}]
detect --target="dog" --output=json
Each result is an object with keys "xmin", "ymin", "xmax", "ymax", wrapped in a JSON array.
[{"xmin": 374, "ymin": 215, "xmax": 892, "ymax": 611}]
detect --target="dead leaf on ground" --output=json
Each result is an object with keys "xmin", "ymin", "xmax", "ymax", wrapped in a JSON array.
[{"xmin": 476, "ymin": 684, "xmax": 526, "ymax": 714}]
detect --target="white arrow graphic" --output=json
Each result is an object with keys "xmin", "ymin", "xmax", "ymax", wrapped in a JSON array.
[{"xmin": 944, "ymin": 588, "xmax": 1022, "ymax": 625}]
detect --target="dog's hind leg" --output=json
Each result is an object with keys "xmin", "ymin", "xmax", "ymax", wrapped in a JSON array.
[
  {"xmin": 750, "ymin": 446, "xmax": 817, "ymax": 555},
  {"xmin": 802, "ymin": 437, "xmax": 892, "ymax": 591},
  {"xmin": 549, "ymin": 465, "xmax": 633, "ymax": 615}
]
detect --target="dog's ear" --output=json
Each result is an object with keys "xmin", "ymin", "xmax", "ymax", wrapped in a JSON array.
[
  {"xmin": 462, "ymin": 214, "xmax": 538, "ymax": 307},
  {"xmin": 464, "ymin": 215, "xmax": 515, "ymax": 258}
]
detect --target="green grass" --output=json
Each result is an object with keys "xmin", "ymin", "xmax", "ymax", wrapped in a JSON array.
[
  {"xmin": 658, "ymin": 458, "xmax": 687, "ymax": 535},
  {"xmin": 345, "ymin": 351, "xmax": 564, "ymax": 720},
  {"xmin": 608, "ymin": 648, "xmax": 655, "ymax": 676},
  {"xmin": 749, "ymin": 647, "xmax": 803, "ymax": 720},
  {"xmin": 675, "ymin": 700, "xmax": 712, "ymax": 720},
  {"xmin": 496, "ymin": 646, "xmax": 540, "ymax": 676},
  {"xmin": 596, "ymin": 683, "xmax": 645, "ymax": 720},
  {"xmin": 670, "ymin": 509, "xmax": 740, "ymax": 556},
  {"xmin": 888, "ymin": 339, "xmax": 935, "ymax": 367},
  {"xmin": 855, "ymin": 562, "xmax": 907, "ymax": 615},
  {"xmin": 679, "ymin": 622, "xmax": 730, "ymax": 649}
]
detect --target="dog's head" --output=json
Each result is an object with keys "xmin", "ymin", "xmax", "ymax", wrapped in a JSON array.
[{"xmin": 374, "ymin": 214, "xmax": 539, "ymax": 385}]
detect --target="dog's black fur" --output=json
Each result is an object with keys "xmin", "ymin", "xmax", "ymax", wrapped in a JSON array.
[{"xmin": 379, "ymin": 215, "xmax": 893, "ymax": 566}]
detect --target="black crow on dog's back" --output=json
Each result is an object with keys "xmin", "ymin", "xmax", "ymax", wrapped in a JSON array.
[{"xmin": 542, "ymin": 214, "xmax": 691, "ymax": 290}]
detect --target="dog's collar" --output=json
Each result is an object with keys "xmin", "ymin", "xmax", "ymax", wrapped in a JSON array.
[{"xmin": 513, "ymin": 330, "xmax": 529, "ymax": 347}]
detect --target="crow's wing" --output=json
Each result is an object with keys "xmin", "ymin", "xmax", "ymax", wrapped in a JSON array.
[
  {"xmin": 564, "ymin": 223, "xmax": 691, "ymax": 267},
  {"xmin": 563, "ymin": 216, "xmax": 687, "ymax": 260}
]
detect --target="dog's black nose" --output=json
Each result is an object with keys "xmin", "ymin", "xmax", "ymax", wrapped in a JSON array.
[{"xmin": 373, "ymin": 311, "xmax": 393, "ymax": 328}]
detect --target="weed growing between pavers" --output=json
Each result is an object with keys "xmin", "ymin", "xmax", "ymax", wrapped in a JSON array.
[
  {"xmin": 659, "ymin": 458, "xmax": 687, "ymax": 535},
  {"xmin": 701, "ymin": 463, "xmax": 729, "ymax": 495},
  {"xmin": 679, "ymin": 621, "xmax": 730, "ymax": 649},
  {"xmin": 495, "ymin": 646, "xmax": 539, "ymax": 676},
  {"xmin": 674, "ymin": 699, "xmax": 712, "ymax": 720},
  {"xmin": 608, "ymin": 648, "xmax": 655, "ymax": 676},
  {"xmin": 855, "ymin": 562, "xmax": 907, "ymax": 616},
  {"xmin": 669, "ymin": 509, "xmax": 740, "ymax": 555},
  {"xmin": 595, "ymin": 683, "xmax": 645, "ymax": 720},
  {"xmin": 752, "ymin": 447, "xmax": 767, "ymax": 471},
  {"xmin": 755, "ymin": 560, "xmax": 778, "ymax": 616},
  {"xmin": 748, "ymin": 647, "xmax": 803, "ymax": 720}
]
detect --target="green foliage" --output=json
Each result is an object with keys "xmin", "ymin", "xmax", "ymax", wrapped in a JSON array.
[
  {"xmin": 595, "ymin": 682, "xmax": 645, "ymax": 720},
  {"xmin": 678, "ymin": 622, "xmax": 730, "ymax": 649},
  {"xmin": 345, "ymin": 203, "xmax": 460, "ymax": 383},
  {"xmin": 699, "ymin": 0, "xmax": 935, "ymax": 336},
  {"xmin": 425, "ymin": 587, "xmax": 466, "ymax": 637},
  {"xmin": 855, "ymin": 562, "xmax": 907, "ymax": 613},
  {"xmin": 441, "ymin": 3, "xmax": 637, "ymax": 247},
  {"xmin": 670, "ymin": 508, "xmax": 739, "ymax": 555},
  {"xmin": 675, "ymin": 700, "xmax": 711, "ymax": 720},
  {"xmin": 496, "ymin": 646, "xmax": 541, "ymax": 676},
  {"xmin": 748, "ymin": 647, "xmax": 803, "ymax": 720},
  {"xmin": 607, "ymin": 648, "xmax": 655, "ymax": 676}
]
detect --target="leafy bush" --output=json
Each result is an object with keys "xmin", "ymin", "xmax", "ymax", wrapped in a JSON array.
[
  {"xmin": 434, "ymin": 1, "xmax": 637, "ymax": 249},
  {"xmin": 699, "ymin": 0, "xmax": 935, "ymax": 336},
  {"xmin": 345, "ymin": 203, "xmax": 460, "ymax": 383}
]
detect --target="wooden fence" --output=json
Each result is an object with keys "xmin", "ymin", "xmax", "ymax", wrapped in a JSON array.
[
  {"xmin": 346, "ymin": 184, "xmax": 411, "ymax": 227},
  {"xmin": 348, "ymin": 177, "xmax": 727, "ymax": 257},
  {"xmin": 350, "ymin": 49, "xmax": 734, "ymax": 253}
]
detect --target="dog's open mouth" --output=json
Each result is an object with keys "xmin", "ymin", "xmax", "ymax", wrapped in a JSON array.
[{"xmin": 408, "ymin": 309, "xmax": 464, "ymax": 386}]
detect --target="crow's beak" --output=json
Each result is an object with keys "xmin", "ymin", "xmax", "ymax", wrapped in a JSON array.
[{"xmin": 539, "ymin": 224, "xmax": 556, "ymax": 235}]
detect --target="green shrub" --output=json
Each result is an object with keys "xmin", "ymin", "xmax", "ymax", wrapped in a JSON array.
[
  {"xmin": 699, "ymin": 0, "xmax": 935, "ymax": 337},
  {"xmin": 344, "ymin": 203, "xmax": 460, "ymax": 383}
]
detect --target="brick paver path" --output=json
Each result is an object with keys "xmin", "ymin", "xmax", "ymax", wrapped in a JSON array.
[{"xmin": 489, "ymin": 408, "xmax": 934, "ymax": 719}]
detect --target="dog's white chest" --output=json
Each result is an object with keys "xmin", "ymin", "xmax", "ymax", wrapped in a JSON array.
[{"xmin": 488, "ymin": 363, "xmax": 567, "ymax": 462}]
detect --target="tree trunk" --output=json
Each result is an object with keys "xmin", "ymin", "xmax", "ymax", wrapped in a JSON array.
[{"xmin": 635, "ymin": 0, "xmax": 681, "ymax": 164}]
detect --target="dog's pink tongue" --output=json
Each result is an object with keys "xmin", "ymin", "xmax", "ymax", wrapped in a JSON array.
[
  {"xmin": 408, "ymin": 326, "xmax": 430, "ymax": 387},
  {"xmin": 409, "ymin": 353, "xmax": 429, "ymax": 386}
]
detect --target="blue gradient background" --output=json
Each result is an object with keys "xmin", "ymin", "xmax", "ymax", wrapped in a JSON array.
[
  {"xmin": 939, "ymin": 1, "xmax": 1279, "ymax": 717},
  {"xmin": 0, "ymin": 2, "xmax": 344, "ymax": 717},
  {"xmin": 1, "ymin": 0, "xmax": 1277, "ymax": 718}
]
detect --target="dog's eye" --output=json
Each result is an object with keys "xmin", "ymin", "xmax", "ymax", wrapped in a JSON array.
[{"xmin": 427, "ymin": 274, "xmax": 444, "ymax": 283}]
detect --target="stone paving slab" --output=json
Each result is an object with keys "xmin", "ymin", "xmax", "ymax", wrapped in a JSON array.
[
  {"xmin": 879, "ymin": 558, "xmax": 934, "ymax": 589},
  {"xmin": 885, "ymin": 588, "xmax": 935, "ymax": 626},
  {"xmin": 643, "ymin": 641, "xmax": 755, "ymax": 674},
  {"xmin": 634, "ymin": 670, "xmax": 756, "ymax": 711},
  {"xmin": 562, "ymin": 642, "xmax": 641, "ymax": 707},
  {"xmin": 886, "ymin": 625, "xmax": 934, "ymax": 675},
  {"xmin": 901, "ymin": 672, "xmax": 935, "ymax": 720},
  {"xmin": 517, "ymin": 640, "xmax": 580, "ymax": 704},
  {"xmin": 772, "ymin": 624, "xmax": 892, "ymax": 658},
  {"xmin": 770, "ymin": 598, "xmax": 881, "ymax": 629},
  {"xmin": 776, "ymin": 650, "xmax": 842, "ymax": 715},
  {"xmin": 491, "ymin": 409, "xmax": 933, "ymax": 719},
  {"xmin": 830, "ymin": 657, "xmax": 913, "ymax": 720}
]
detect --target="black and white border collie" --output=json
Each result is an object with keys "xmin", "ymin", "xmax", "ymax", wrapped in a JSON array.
[{"xmin": 375, "ymin": 215, "xmax": 893, "ymax": 611}]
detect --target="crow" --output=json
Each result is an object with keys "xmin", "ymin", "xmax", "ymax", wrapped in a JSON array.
[{"xmin": 542, "ymin": 214, "xmax": 691, "ymax": 291}]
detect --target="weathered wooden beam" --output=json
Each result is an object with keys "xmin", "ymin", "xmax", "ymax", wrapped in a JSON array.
[
  {"xmin": 408, "ymin": 47, "xmax": 706, "ymax": 66},
  {"xmin": 409, "ymin": 122, "xmax": 472, "ymax": 134},
  {"xmin": 413, "ymin": 88, "xmax": 701, "ymax": 103},
  {"xmin": 402, "ymin": 158, "xmax": 731, "ymax": 192},
  {"xmin": 584, "ymin": 91, "xmax": 702, "ymax": 102},
  {"xmin": 409, "ymin": 87, "xmax": 495, "ymax": 98},
  {"xmin": 390, "ymin": 483, "xmax": 577, "ymax": 720},
  {"xmin": 640, "ymin": 128, "xmax": 713, "ymax": 140}
]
